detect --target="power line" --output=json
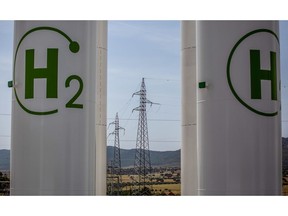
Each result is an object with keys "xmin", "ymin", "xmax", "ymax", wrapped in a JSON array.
[
  {"xmin": 109, "ymin": 118, "xmax": 288, "ymax": 123},
  {"xmin": 132, "ymin": 78, "xmax": 153, "ymax": 195},
  {"xmin": 107, "ymin": 118, "xmax": 180, "ymax": 122},
  {"xmin": 107, "ymin": 113, "xmax": 124, "ymax": 195},
  {"xmin": 108, "ymin": 139, "xmax": 180, "ymax": 143},
  {"xmin": 144, "ymin": 77, "xmax": 180, "ymax": 82}
]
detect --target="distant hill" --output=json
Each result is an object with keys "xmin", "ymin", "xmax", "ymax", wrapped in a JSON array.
[
  {"xmin": 283, "ymin": 138, "xmax": 288, "ymax": 174},
  {"xmin": 0, "ymin": 150, "xmax": 10, "ymax": 170},
  {"xmin": 2, "ymin": 139, "xmax": 287, "ymax": 171},
  {"xmin": 107, "ymin": 146, "xmax": 180, "ymax": 167},
  {"xmin": 0, "ymin": 147, "xmax": 180, "ymax": 171}
]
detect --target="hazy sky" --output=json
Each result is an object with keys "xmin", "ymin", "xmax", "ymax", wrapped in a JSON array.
[
  {"xmin": 107, "ymin": 21, "xmax": 181, "ymax": 151},
  {"xmin": 1, "ymin": 21, "xmax": 288, "ymax": 151},
  {"xmin": 280, "ymin": 21, "xmax": 288, "ymax": 135},
  {"xmin": 0, "ymin": 21, "xmax": 13, "ymax": 150}
]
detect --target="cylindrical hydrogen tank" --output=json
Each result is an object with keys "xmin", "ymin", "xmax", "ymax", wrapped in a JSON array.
[
  {"xmin": 10, "ymin": 21, "xmax": 107, "ymax": 195},
  {"xmin": 95, "ymin": 21, "xmax": 107, "ymax": 195},
  {"xmin": 197, "ymin": 21, "xmax": 281, "ymax": 195},
  {"xmin": 181, "ymin": 21, "xmax": 198, "ymax": 195}
]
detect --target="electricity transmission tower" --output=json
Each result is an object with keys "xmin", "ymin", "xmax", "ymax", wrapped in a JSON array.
[
  {"xmin": 132, "ymin": 78, "xmax": 159, "ymax": 195},
  {"xmin": 107, "ymin": 113, "xmax": 125, "ymax": 195}
]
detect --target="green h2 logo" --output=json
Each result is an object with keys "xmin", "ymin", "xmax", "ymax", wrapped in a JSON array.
[
  {"xmin": 25, "ymin": 49, "xmax": 58, "ymax": 99},
  {"xmin": 227, "ymin": 29, "xmax": 280, "ymax": 117},
  {"xmin": 250, "ymin": 50, "xmax": 277, "ymax": 101},
  {"xmin": 13, "ymin": 26, "xmax": 83, "ymax": 115}
]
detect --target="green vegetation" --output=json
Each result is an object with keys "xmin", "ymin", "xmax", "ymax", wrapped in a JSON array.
[
  {"xmin": 0, "ymin": 171, "xmax": 10, "ymax": 195},
  {"xmin": 107, "ymin": 167, "xmax": 181, "ymax": 196}
]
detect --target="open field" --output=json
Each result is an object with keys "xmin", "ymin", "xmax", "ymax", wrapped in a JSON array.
[
  {"xmin": 108, "ymin": 171, "xmax": 181, "ymax": 195},
  {"xmin": 120, "ymin": 182, "xmax": 180, "ymax": 195}
]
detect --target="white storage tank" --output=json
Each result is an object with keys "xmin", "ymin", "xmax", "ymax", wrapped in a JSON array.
[
  {"xmin": 10, "ymin": 21, "xmax": 107, "ymax": 195},
  {"xmin": 181, "ymin": 21, "xmax": 198, "ymax": 195},
  {"xmin": 196, "ymin": 21, "xmax": 281, "ymax": 195}
]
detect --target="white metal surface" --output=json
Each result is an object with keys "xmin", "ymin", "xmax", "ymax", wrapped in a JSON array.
[
  {"xmin": 95, "ymin": 21, "xmax": 107, "ymax": 195},
  {"xmin": 197, "ymin": 21, "xmax": 281, "ymax": 195},
  {"xmin": 10, "ymin": 21, "xmax": 107, "ymax": 195},
  {"xmin": 181, "ymin": 21, "xmax": 198, "ymax": 195}
]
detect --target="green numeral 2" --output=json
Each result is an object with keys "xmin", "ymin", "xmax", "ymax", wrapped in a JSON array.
[{"xmin": 65, "ymin": 75, "xmax": 83, "ymax": 109}]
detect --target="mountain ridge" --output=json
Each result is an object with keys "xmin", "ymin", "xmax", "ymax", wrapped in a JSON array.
[
  {"xmin": 2, "ymin": 138, "xmax": 288, "ymax": 171},
  {"xmin": 107, "ymin": 146, "xmax": 180, "ymax": 167},
  {"xmin": 0, "ymin": 149, "xmax": 10, "ymax": 170},
  {"xmin": 0, "ymin": 147, "xmax": 180, "ymax": 170}
]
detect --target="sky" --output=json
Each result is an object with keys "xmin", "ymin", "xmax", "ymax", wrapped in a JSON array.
[
  {"xmin": 0, "ymin": 21, "xmax": 13, "ymax": 150},
  {"xmin": 107, "ymin": 21, "xmax": 181, "ymax": 151},
  {"xmin": 1, "ymin": 21, "xmax": 288, "ymax": 151}
]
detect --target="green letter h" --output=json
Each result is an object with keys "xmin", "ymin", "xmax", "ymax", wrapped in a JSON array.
[
  {"xmin": 25, "ymin": 49, "xmax": 58, "ymax": 99},
  {"xmin": 250, "ymin": 50, "xmax": 277, "ymax": 100}
]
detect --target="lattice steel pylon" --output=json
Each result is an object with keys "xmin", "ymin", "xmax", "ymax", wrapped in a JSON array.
[
  {"xmin": 132, "ymin": 78, "xmax": 159, "ymax": 195},
  {"xmin": 107, "ymin": 113, "xmax": 125, "ymax": 195}
]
